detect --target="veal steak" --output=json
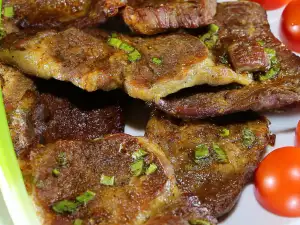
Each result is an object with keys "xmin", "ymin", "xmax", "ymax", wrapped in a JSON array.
[
  {"xmin": 4, "ymin": 0, "xmax": 126, "ymax": 29},
  {"xmin": 26, "ymin": 134, "xmax": 177, "ymax": 225},
  {"xmin": 0, "ymin": 28, "xmax": 252, "ymax": 101},
  {"xmin": 146, "ymin": 111, "xmax": 271, "ymax": 217},
  {"xmin": 155, "ymin": 1, "xmax": 300, "ymax": 119},
  {"xmin": 123, "ymin": 0, "xmax": 216, "ymax": 35},
  {"xmin": 0, "ymin": 64, "xmax": 124, "ymax": 155}
]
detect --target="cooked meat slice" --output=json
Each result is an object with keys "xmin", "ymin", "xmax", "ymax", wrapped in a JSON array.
[
  {"xmin": 0, "ymin": 29, "xmax": 253, "ymax": 101},
  {"xmin": 123, "ymin": 33, "xmax": 252, "ymax": 101},
  {"xmin": 1, "ymin": 65, "xmax": 124, "ymax": 155},
  {"xmin": 228, "ymin": 42, "xmax": 270, "ymax": 73},
  {"xmin": 145, "ymin": 111, "xmax": 270, "ymax": 217},
  {"xmin": 145, "ymin": 196, "xmax": 217, "ymax": 225},
  {"xmin": 27, "ymin": 134, "xmax": 177, "ymax": 225},
  {"xmin": 0, "ymin": 28, "xmax": 126, "ymax": 91},
  {"xmin": 123, "ymin": 0, "xmax": 216, "ymax": 35},
  {"xmin": 155, "ymin": 1, "xmax": 300, "ymax": 119},
  {"xmin": 4, "ymin": 0, "xmax": 126, "ymax": 29}
]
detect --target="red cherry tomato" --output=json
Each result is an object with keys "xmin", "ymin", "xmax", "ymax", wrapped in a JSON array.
[
  {"xmin": 280, "ymin": 0, "xmax": 300, "ymax": 53},
  {"xmin": 296, "ymin": 121, "xmax": 300, "ymax": 147},
  {"xmin": 251, "ymin": 0, "xmax": 291, "ymax": 10},
  {"xmin": 255, "ymin": 147, "xmax": 300, "ymax": 217}
]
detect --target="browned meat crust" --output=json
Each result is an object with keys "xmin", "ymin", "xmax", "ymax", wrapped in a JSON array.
[
  {"xmin": 1, "ymin": 65, "xmax": 125, "ymax": 155},
  {"xmin": 4, "ymin": 0, "xmax": 126, "ymax": 29},
  {"xmin": 145, "ymin": 111, "xmax": 270, "ymax": 217},
  {"xmin": 145, "ymin": 196, "xmax": 217, "ymax": 225},
  {"xmin": 26, "ymin": 134, "xmax": 177, "ymax": 225},
  {"xmin": 0, "ymin": 28, "xmax": 251, "ymax": 100},
  {"xmin": 123, "ymin": 0, "xmax": 216, "ymax": 35},
  {"xmin": 155, "ymin": 1, "xmax": 300, "ymax": 119}
]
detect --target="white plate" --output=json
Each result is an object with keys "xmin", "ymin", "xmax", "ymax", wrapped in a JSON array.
[{"xmin": 0, "ymin": 1, "xmax": 300, "ymax": 225}]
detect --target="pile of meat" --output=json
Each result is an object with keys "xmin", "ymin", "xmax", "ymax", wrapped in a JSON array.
[{"xmin": 1, "ymin": 0, "xmax": 299, "ymax": 225}]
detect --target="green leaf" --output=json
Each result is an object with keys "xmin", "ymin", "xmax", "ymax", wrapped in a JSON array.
[
  {"xmin": 100, "ymin": 174, "xmax": 115, "ymax": 186},
  {"xmin": 195, "ymin": 144, "xmax": 209, "ymax": 160},
  {"xmin": 76, "ymin": 190, "xmax": 96, "ymax": 204},
  {"xmin": 52, "ymin": 200, "xmax": 79, "ymax": 214},
  {"xmin": 0, "ymin": 88, "xmax": 40, "ymax": 224}
]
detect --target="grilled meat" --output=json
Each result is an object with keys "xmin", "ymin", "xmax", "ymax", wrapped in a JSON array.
[
  {"xmin": 26, "ymin": 134, "xmax": 177, "ymax": 225},
  {"xmin": 0, "ymin": 28, "xmax": 252, "ymax": 101},
  {"xmin": 123, "ymin": 0, "xmax": 216, "ymax": 35},
  {"xmin": 155, "ymin": 1, "xmax": 300, "ymax": 119},
  {"xmin": 145, "ymin": 196, "xmax": 217, "ymax": 225},
  {"xmin": 4, "ymin": 0, "xmax": 126, "ymax": 29},
  {"xmin": 145, "ymin": 111, "xmax": 270, "ymax": 217},
  {"xmin": 0, "ymin": 65, "xmax": 124, "ymax": 155}
]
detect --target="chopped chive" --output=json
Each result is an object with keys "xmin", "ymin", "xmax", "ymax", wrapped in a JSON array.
[
  {"xmin": 257, "ymin": 40, "xmax": 265, "ymax": 46},
  {"xmin": 52, "ymin": 168, "xmax": 60, "ymax": 177},
  {"xmin": 220, "ymin": 128, "xmax": 230, "ymax": 137},
  {"xmin": 128, "ymin": 49, "xmax": 141, "ymax": 62},
  {"xmin": 212, "ymin": 143, "xmax": 229, "ymax": 164},
  {"xmin": 145, "ymin": 163, "xmax": 158, "ymax": 175},
  {"xmin": 57, "ymin": 152, "xmax": 67, "ymax": 167},
  {"xmin": 131, "ymin": 160, "xmax": 144, "ymax": 177},
  {"xmin": 76, "ymin": 191, "xmax": 96, "ymax": 204},
  {"xmin": 189, "ymin": 219, "xmax": 212, "ymax": 225},
  {"xmin": 152, "ymin": 57, "xmax": 162, "ymax": 65},
  {"xmin": 52, "ymin": 200, "xmax": 79, "ymax": 214},
  {"xmin": 195, "ymin": 144, "xmax": 209, "ymax": 160},
  {"xmin": 264, "ymin": 48, "xmax": 276, "ymax": 59},
  {"xmin": 4, "ymin": 6, "xmax": 14, "ymax": 18},
  {"xmin": 119, "ymin": 42, "xmax": 135, "ymax": 53},
  {"xmin": 260, "ymin": 48, "xmax": 280, "ymax": 81},
  {"xmin": 242, "ymin": 128, "xmax": 256, "ymax": 148},
  {"xmin": 132, "ymin": 149, "xmax": 148, "ymax": 160},
  {"xmin": 108, "ymin": 37, "xmax": 122, "ymax": 48},
  {"xmin": 100, "ymin": 174, "xmax": 115, "ymax": 186},
  {"xmin": 74, "ymin": 219, "xmax": 83, "ymax": 225},
  {"xmin": 209, "ymin": 24, "xmax": 219, "ymax": 34}
]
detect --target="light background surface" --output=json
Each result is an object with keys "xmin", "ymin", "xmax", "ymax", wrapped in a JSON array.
[{"xmin": 0, "ymin": 1, "xmax": 300, "ymax": 224}]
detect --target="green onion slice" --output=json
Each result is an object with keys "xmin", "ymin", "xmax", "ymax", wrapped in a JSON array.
[
  {"xmin": 52, "ymin": 168, "xmax": 60, "ymax": 177},
  {"xmin": 76, "ymin": 190, "xmax": 96, "ymax": 204},
  {"xmin": 152, "ymin": 57, "xmax": 162, "ymax": 65},
  {"xmin": 131, "ymin": 160, "xmax": 144, "ymax": 177},
  {"xmin": 145, "ymin": 163, "xmax": 158, "ymax": 175},
  {"xmin": 4, "ymin": 6, "xmax": 14, "ymax": 18},
  {"xmin": 52, "ymin": 200, "xmax": 79, "ymax": 214},
  {"xmin": 100, "ymin": 174, "xmax": 115, "ymax": 186},
  {"xmin": 212, "ymin": 143, "xmax": 229, "ymax": 164},
  {"xmin": 189, "ymin": 219, "xmax": 212, "ymax": 225},
  {"xmin": 242, "ymin": 128, "xmax": 256, "ymax": 148},
  {"xmin": 128, "ymin": 49, "xmax": 141, "ymax": 62},
  {"xmin": 220, "ymin": 128, "xmax": 230, "ymax": 137},
  {"xmin": 108, "ymin": 37, "xmax": 122, "ymax": 48},
  {"xmin": 195, "ymin": 144, "xmax": 209, "ymax": 160},
  {"xmin": 74, "ymin": 219, "xmax": 83, "ymax": 225},
  {"xmin": 132, "ymin": 149, "xmax": 148, "ymax": 160}
]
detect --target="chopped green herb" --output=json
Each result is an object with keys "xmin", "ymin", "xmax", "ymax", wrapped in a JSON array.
[
  {"xmin": 152, "ymin": 57, "xmax": 162, "ymax": 65},
  {"xmin": 242, "ymin": 128, "xmax": 256, "ymax": 148},
  {"xmin": 111, "ymin": 33, "xmax": 118, "ymax": 38},
  {"xmin": 257, "ymin": 40, "xmax": 265, "ymax": 46},
  {"xmin": 145, "ymin": 163, "xmax": 158, "ymax": 175},
  {"xmin": 195, "ymin": 144, "xmax": 210, "ymax": 160},
  {"xmin": 199, "ymin": 24, "xmax": 219, "ymax": 49},
  {"xmin": 4, "ymin": 6, "xmax": 14, "ymax": 18},
  {"xmin": 76, "ymin": 191, "xmax": 96, "ymax": 204},
  {"xmin": 52, "ymin": 168, "xmax": 60, "ymax": 177},
  {"xmin": 189, "ymin": 219, "xmax": 212, "ymax": 225},
  {"xmin": 128, "ymin": 49, "xmax": 141, "ymax": 62},
  {"xmin": 219, "ymin": 54, "xmax": 229, "ymax": 64},
  {"xmin": 52, "ymin": 200, "xmax": 79, "ymax": 214},
  {"xmin": 220, "ymin": 128, "xmax": 230, "ymax": 137},
  {"xmin": 108, "ymin": 37, "xmax": 122, "ymax": 48},
  {"xmin": 100, "ymin": 174, "xmax": 115, "ymax": 186},
  {"xmin": 119, "ymin": 42, "xmax": 135, "ymax": 53},
  {"xmin": 212, "ymin": 143, "xmax": 229, "ymax": 164},
  {"xmin": 74, "ymin": 219, "xmax": 83, "ymax": 225},
  {"xmin": 132, "ymin": 149, "xmax": 148, "ymax": 160},
  {"xmin": 260, "ymin": 48, "xmax": 280, "ymax": 81},
  {"xmin": 131, "ymin": 159, "xmax": 144, "ymax": 177}
]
